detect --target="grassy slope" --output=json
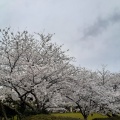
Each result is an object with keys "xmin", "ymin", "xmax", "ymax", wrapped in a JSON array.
[
  {"xmin": 22, "ymin": 114, "xmax": 80, "ymax": 120},
  {"xmin": 52, "ymin": 113, "xmax": 108, "ymax": 120}
]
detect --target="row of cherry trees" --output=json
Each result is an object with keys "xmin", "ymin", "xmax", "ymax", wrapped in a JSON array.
[{"xmin": 0, "ymin": 28, "xmax": 120, "ymax": 120}]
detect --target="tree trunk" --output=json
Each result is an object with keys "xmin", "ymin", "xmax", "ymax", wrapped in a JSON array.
[
  {"xmin": 83, "ymin": 115, "xmax": 88, "ymax": 120},
  {"xmin": 0, "ymin": 102, "xmax": 8, "ymax": 120},
  {"xmin": 19, "ymin": 101, "xmax": 26, "ymax": 114},
  {"xmin": 83, "ymin": 116, "xmax": 88, "ymax": 120}
]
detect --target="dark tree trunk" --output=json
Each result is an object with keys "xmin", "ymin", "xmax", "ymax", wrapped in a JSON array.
[
  {"xmin": 0, "ymin": 102, "xmax": 8, "ymax": 120},
  {"xmin": 106, "ymin": 113, "xmax": 112, "ymax": 117},
  {"xmin": 83, "ymin": 115, "xmax": 88, "ymax": 120},
  {"xmin": 19, "ymin": 101, "xmax": 26, "ymax": 114}
]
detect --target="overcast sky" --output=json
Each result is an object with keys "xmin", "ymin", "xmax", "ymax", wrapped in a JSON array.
[{"xmin": 1, "ymin": 0, "xmax": 120, "ymax": 72}]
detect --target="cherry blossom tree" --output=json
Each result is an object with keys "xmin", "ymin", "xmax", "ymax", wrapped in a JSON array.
[
  {"xmin": 64, "ymin": 67, "xmax": 100, "ymax": 120},
  {"xmin": 65, "ymin": 67, "xmax": 120, "ymax": 120},
  {"xmin": 0, "ymin": 28, "xmax": 75, "ymax": 114},
  {"xmin": 96, "ymin": 66, "xmax": 120, "ymax": 116},
  {"xmin": 0, "ymin": 28, "xmax": 120, "ymax": 118},
  {"xmin": 97, "ymin": 65, "xmax": 113, "ymax": 85}
]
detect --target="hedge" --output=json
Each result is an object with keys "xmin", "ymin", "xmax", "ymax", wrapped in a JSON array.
[{"xmin": 93, "ymin": 116, "xmax": 120, "ymax": 120}]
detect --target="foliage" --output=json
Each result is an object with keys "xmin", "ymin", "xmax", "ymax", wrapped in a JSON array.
[{"xmin": 93, "ymin": 116, "xmax": 120, "ymax": 120}]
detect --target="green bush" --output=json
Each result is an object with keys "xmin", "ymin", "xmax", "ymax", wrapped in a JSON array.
[
  {"xmin": 93, "ymin": 116, "xmax": 120, "ymax": 120},
  {"xmin": 22, "ymin": 114, "xmax": 80, "ymax": 120}
]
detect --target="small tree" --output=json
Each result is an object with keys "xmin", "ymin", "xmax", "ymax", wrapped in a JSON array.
[
  {"xmin": 65, "ymin": 68, "xmax": 100, "ymax": 120},
  {"xmin": 97, "ymin": 65, "xmax": 111, "ymax": 85}
]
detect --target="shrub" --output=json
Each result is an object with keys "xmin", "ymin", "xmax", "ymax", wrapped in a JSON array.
[{"xmin": 93, "ymin": 116, "xmax": 120, "ymax": 120}]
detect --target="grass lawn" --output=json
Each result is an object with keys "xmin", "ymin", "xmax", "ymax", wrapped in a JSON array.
[
  {"xmin": 52, "ymin": 113, "xmax": 108, "ymax": 120},
  {"xmin": 22, "ymin": 114, "xmax": 80, "ymax": 120},
  {"xmin": 12, "ymin": 113, "xmax": 108, "ymax": 120}
]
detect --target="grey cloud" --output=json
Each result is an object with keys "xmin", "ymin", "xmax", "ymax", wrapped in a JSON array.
[
  {"xmin": 1, "ymin": 0, "xmax": 120, "ymax": 72},
  {"xmin": 82, "ymin": 12, "xmax": 120, "ymax": 39}
]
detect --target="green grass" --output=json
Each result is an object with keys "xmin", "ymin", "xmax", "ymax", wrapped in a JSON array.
[
  {"xmin": 11, "ymin": 112, "xmax": 108, "ymax": 120},
  {"xmin": 52, "ymin": 113, "xmax": 108, "ymax": 120},
  {"xmin": 22, "ymin": 114, "xmax": 80, "ymax": 120}
]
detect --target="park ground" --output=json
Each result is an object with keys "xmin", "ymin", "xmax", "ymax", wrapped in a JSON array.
[
  {"xmin": 22, "ymin": 113, "xmax": 108, "ymax": 120},
  {"xmin": 52, "ymin": 113, "xmax": 107, "ymax": 120}
]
